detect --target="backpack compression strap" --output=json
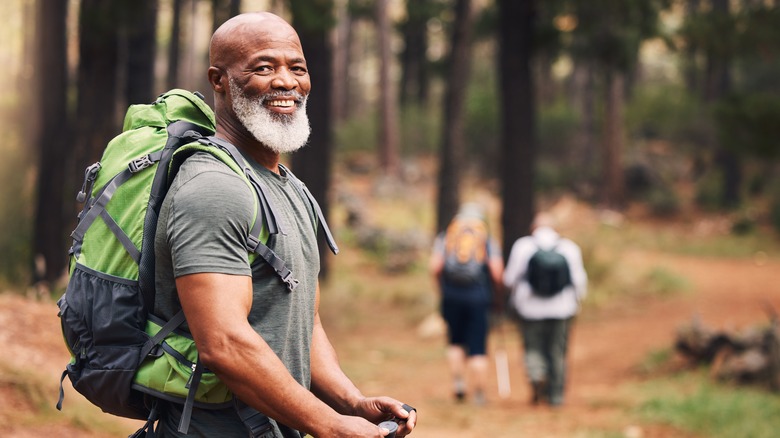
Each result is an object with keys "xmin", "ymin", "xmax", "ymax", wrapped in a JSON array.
[
  {"xmin": 196, "ymin": 136, "xmax": 301, "ymax": 292},
  {"xmin": 69, "ymin": 121, "xmax": 210, "ymax": 264}
]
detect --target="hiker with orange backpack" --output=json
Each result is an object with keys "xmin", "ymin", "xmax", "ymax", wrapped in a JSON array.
[
  {"xmin": 429, "ymin": 203, "xmax": 504, "ymax": 406},
  {"xmin": 503, "ymin": 212, "xmax": 588, "ymax": 407}
]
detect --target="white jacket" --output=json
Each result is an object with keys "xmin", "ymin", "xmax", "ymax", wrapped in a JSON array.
[{"xmin": 502, "ymin": 226, "xmax": 587, "ymax": 320}]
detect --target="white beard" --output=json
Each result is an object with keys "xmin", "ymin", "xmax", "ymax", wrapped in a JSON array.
[{"xmin": 229, "ymin": 79, "xmax": 311, "ymax": 154}]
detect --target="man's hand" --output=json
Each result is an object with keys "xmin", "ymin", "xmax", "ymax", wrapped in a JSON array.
[{"xmin": 352, "ymin": 397, "xmax": 417, "ymax": 437}]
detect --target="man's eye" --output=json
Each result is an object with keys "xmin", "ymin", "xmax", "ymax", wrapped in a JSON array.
[{"xmin": 256, "ymin": 65, "xmax": 272, "ymax": 73}]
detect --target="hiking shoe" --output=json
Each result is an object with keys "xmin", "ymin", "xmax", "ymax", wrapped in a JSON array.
[
  {"xmin": 454, "ymin": 378, "xmax": 466, "ymax": 403},
  {"xmin": 531, "ymin": 381, "xmax": 545, "ymax": 405},
  {"xmin": 473, "ymin": 391, "xmax": 486, "ymax": 407}
]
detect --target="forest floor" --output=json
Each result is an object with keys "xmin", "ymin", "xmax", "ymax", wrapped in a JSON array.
[{"xmin": 2, "ymin": 172, "xmax": 780, "ymax": 437}]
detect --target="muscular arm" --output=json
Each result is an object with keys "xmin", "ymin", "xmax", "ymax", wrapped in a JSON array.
[{"xmin": 176, "ymin": 273, "xmax": 344, "ymax": 436}]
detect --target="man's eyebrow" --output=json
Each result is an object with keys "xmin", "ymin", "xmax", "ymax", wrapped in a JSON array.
[{"xmin": 251, "ymin": 55, "xmax": 307, "ymax": 64}]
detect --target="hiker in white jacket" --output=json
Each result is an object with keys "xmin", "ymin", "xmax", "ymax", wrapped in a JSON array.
[{"xmin": 503, "ymin": 213, "xmax": 587, "ymax": 406}]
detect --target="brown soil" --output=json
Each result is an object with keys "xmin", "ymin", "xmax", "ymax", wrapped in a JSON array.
[{"xmin": 1, "ymin": 223, "xmax": 779, "ymax": 437}]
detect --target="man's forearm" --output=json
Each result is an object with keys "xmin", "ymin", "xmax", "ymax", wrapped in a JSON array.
[{"xmin": 309, "ymin": 316, "xmax": 365, "ymax": 415}]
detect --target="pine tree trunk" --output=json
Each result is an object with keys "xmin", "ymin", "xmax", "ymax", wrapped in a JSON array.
[
  {"xmin": 602, "ymin": 69, "xmax": 625, "ymax": 208},
  {"xmin": 33, "ymin": 0, "xmax": 70, "ymax": 287},
  {"xmin": 435, "ymin": 0, "xmax": 474, "ymax": 233},
  {"xmin": 376, "ymin": 0, "xmax": 400, "ymax": 176},
  {"xmin": 123, "ymin": 0, "xmax": 159, "ymax": 105},
  {"xmin": 498, "ymin": 0, "xmax": 536, "ymax": 261},
  {"xmin": 289, "ymin": 0, "xmax": 336, "ymax": 278},
  {"xmin": 167, "ymin": 0, "xmax": 183, "ymax": 90}
]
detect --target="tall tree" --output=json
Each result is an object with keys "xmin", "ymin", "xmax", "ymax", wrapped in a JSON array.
[
  {"xmin": 705, "ymin": 0, "xmax": 739, "ymax": 207},
  {"xmin": 289, "ymin": 0, "xmax": 337, "ymax": 278},
  {"xmin": 212, "ymin": 0, "xmax": 241, "ymax": 32},
  {"xmin": 498, "ymin": 0, "xmax": 537, "ymax": 260},
  {"xmin": 435, "ymin": 0, "xmax": 475, "ymax": 233},
  {"xmin": 331, "ymin": 0, "xmax": 354, "ymax": 122},
  {"xmin": 204, "ymin": 0, "xmax": 242, "ymax": 106},
  {"xmin": 167, "ymin": 0, "xmax": 184, "ymax": 90},
  {"xmin": 122, "ymin": 0, "xmax": 159, "ymax": 104},
  {"xmin": 32, "ymin": 0, "xmax": 70, "ymax": 286},
  {"xmin": 570, "ymin": 0, "xmax": 668, "ymax": 208},
  {"xmin": 376, "ymin": 0, "xmax": 400, "ymax": 176},
  {"xmin": 74, "ymin": 0, "xmax": 122, "ymax": 171},
  {"xmin": 399, "ymin": 0, "xmax": 432, "ymax": 107}
]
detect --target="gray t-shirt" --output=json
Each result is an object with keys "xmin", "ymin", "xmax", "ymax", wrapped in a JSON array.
[{"xmin": 153, "ymin": 152, "xmax": 320, "ymax": 437}]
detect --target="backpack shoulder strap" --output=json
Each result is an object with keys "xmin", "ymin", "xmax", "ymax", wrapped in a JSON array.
[
  {"xmin": 171, "ymin": 136, "xmax": 300, "ymax": 291},
  {"xmin": 278, "ymin": 163, "xmax": 339, "ymax": 256}
]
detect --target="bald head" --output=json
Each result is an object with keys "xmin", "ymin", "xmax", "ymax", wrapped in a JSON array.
[
  {"xmin": 206, "ymin": 12, "xmax": 312, "ymax": 158},
  {"xmin": 532, "ymin": 212, "xmax": 557, "ymax": 231},
  {"xmin": 210, "ymin": 12, "xmax": 302, "ymax": 69}
]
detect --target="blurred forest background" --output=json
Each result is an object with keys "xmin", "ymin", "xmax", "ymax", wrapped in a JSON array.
[{"xmin": 1, "ymin": 0, "xmax": 779, "ymax": 289}]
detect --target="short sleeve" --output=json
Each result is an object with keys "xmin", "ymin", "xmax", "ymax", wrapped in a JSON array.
[{"xmin": 165, "ymin": 159, "xmax": 255, "ymax": 278}]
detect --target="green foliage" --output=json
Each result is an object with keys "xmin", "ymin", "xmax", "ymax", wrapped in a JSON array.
[
  {"xmin": 715, "ymin": 93, "xmax": 780, "ymax": 160},
  {"xmin": 639, "ymin": 373, "xmax": 780, "ymax": 438},
  {"xmin": 334, "ymin": 104, "xmax": 440, "ymax": 161},
  {"xmin": 463, "ymin": 65, "xmax": 500, "ymax": 175},
  {"xmin": 695, "ymin": 169, "xmax": 726, "ymax": 211},
  {"xmin": 625, "ymin": 84, "xmax": 707, "ymax": 145},
  {"xmin": 643, "ymin": 266, "xmax": 690, "ymax": 297},
  {"xmin": 770, "ymin": 189, "xmax": 780, "ymax": 235},
  {"xmin": 400, "ymin": 103, "xmax": 441, "ymax": 155},
  {"xmin": 0, "ymin": 124, "xmax": 33, "ymax": 286},
  {"xmin": 730, "ymin": 212, "xmax": 757, "ymax": 236},
  {"xmin": 645, "ymin": 187, "xmax": 680, "ymax": 217},
  {"xmin": 538, "ymin": 100, "xmax": 579, "ymax": 159},
  {"xmin": 638, "ymin": 347, "xmax": 674, "ymax": 375},
  {"xmin": 536, "ymin": 101, "xmax": 580, "ymax": 191},
  {"xmin": 334, "ymin": 110, "xmax": 378, "ymax": 155},
  {"xmin": 289, "ymin": 0, "xmax": 336, "ymax": 32},
  {"xmin": 570, "ymin": 0, "xmax": 670, "ymax": 72}
]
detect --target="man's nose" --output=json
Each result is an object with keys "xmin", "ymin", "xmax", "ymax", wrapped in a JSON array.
[{"xmin": 271, "ymin": 68, "xmax": 298, "ymax": 90}]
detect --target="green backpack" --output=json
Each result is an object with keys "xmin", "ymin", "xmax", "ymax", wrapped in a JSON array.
[{"xmin": 56, "ymin": 89, "xmax": 337, "ymax": 437}]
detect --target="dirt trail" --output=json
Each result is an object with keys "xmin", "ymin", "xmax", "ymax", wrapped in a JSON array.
[{"xmin": 1, "ymin": 251, "xmax": 778, "ymax": 437}]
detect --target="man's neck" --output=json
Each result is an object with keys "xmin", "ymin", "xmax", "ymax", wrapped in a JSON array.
[{"xmin": 214, "ymin": 122, "xmax": 281, "ymax": 174}]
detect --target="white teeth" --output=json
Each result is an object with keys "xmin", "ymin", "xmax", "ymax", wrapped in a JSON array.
[{"xmin": 268, "ymin": 100, "xmax": 294, "ymax": 107}]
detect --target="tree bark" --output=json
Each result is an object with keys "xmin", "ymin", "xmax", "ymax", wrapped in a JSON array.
[
  {"xmin": 602, "ymin": 69, "xmax": 626, "ymax": 208},
  {"xmin": 435, "ymin": 0, "xmax": 474, "ymax": 233},
  {"xmin": 705, "ymin": 0, "xmax": 740, "ymax": 208},
  {"xmin": 498, "ymin": 0, "xmax": 536, "ymax": 261},
  {"xmin": 570, "ymin": 59, "xmax": 597, "ymax": 193},
  {"xmin": 212, "ymin": 0, "xmax": 241, "ymax": 32},
  {"xmin": 376, "ymin": 0, "xmax": 400, "ymax": 176},
  {"xmin": 331, "ymin": 0, "xmax": 352, "ymax": 122},
  {"xmin": 167, "ymin": 0, "xmax": 184, "ymax": 90},
  {"xmin": 123, "ymin": 0, "xmax": 159, "ymax": 105},
  {"xmin": 289, "ymin": 0, "xmax": 336, "ymax": 279},
  {"xmin": 400, "ymin": 0, "xmax": 430, "ymax": 107},
  {"xmin": 74, "ymin": 0, "xmax": 122, "ymax": 170},
  {"xmin": 33, "ymin": 0, "xmax": 70, "ymax": 286}
]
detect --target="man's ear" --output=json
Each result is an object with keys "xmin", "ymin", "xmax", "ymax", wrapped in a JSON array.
[{"xmin": 208, "ymin": 66, "xmax": 227, "ymax": 93}]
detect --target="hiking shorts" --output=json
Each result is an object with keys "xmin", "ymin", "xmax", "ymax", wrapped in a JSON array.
[{"xmin": 441, "ymin": 298, "xmax": 489, "ymax": 356}]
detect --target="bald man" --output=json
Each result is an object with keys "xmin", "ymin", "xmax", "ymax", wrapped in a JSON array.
[
  {"xmin": 502, "ymin": 213, "xmax": 587, "ymax": 407},
  {"xmin": 152, "ymin": 12, "xmax": 416, "ymax": 437}
]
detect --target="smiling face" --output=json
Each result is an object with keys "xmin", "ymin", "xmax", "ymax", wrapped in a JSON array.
[
  {"xmin": 229, "ymin": 77, "xmax": 311, "ymax": 154},
  {"xmin": 209, "ymin": 13, "xmax": 312, "ymax": 153}
]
